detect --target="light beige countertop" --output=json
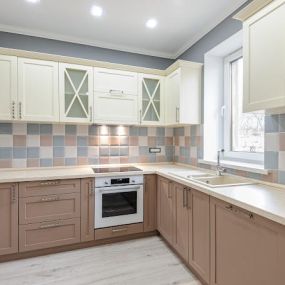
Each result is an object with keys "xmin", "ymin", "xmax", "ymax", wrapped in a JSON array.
[{"xmin": 1, "ymin": 163, "xmax": 285, "ymax": 226}]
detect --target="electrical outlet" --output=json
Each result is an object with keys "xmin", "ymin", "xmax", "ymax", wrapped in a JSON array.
[{"xmin": 149, "ymin": 148, "xmax": 161, "ymax": 153}]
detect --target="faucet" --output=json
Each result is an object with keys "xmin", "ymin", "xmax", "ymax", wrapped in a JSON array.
[{"xmin": 216, "ymin": 149, "xmax": 225, "ymax": 176}]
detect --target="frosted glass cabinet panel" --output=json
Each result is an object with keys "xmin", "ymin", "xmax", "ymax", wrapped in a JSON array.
[
  {"xmin": 139, "ymin": 74, "xmax": 164, "ymax": 125},
  {"xmin": 60, "ymin": 63, "xmax": 93, "ymax": 123}
]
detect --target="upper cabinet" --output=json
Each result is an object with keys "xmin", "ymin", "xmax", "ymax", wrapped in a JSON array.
[
  {"xmin": 165, "ymin": 64, "xmax": 202, "ymax": 126},
  {"xmin": 139, "ymin": 74, "xmax": 164, "ymax": 125},
  {"xmin": 59, "ymin": 63, "xmax": 93, "ymax": 123},
  {"xmin": 243, "ymin": 0, "xmax": 285, "ymax": 112},
  {"xmin": 0, "ymin": 55, "xmax": 17, "ymax": 121},
  {"xmin": 93, "ymin": 68, "xmax": 138, "ymax": 125},
  {"xmin": 18, "ymin": 58, "xmax": 59, "ymax": 122}
]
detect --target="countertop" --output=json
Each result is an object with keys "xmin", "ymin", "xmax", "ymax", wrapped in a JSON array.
[{"xmin": 1, "ymin": 163, "xmax": 285, "ymax": 226}]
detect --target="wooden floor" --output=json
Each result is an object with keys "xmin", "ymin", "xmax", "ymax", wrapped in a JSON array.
[{"xmin": 0, "ymin": 236, "xmax": 202, "ymax": 285}]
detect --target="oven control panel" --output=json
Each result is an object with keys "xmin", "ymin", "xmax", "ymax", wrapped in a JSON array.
[{"xmin": 95, "ymin": 175, "xmax": 144, "ymax": 188}]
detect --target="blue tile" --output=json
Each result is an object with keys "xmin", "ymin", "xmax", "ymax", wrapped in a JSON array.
[
  {"xmin": 0, "ymin": 147, "xmax": 12, "ymax": 159},
  {"xmin": 120, "ymin": 147, "xmax": 129, "ymax": 156},
  {"xmin": 191, "ymin": 136, "xmax": 196, "ymax": 146},
  {"xmin": 174, "ymin": 127, "xmax": 184, "ymax": 136},
  {"xmin": 40, "ymin": 159, "xmax": 53, "ymax": 167},
  {"xmin": 278, "ymin": 171, "xmax": 285, "ymax": 185},
  {"xmin": 53, "ymin": 147, "xmax": 65, "ymax": 158},
  {"xmin": 191, "ymin": 126, "xmax": 197, "ymax": 137},
  {"xmin": 88, "ymin": 125, "xmax": 98, "ymax": 135},
  {"xmin": 110, "ymin": 147, "xmax": 120, "ymax": 156},
  {"xmin": 88, "ymin": 158, "xmax": 99, "ymax": 165},
  {"xmin": 40, "ymin": 124, "xmax": 52, "ymax": 135},
  {"xmin": 65, "ymin": 125, "xmax": 77, "ymax": 135},
  {"xmin": 27, "ymin": 147, "xmax": 40, "ymax": 158},
  {"xmin": 99, "ymin": 147, "xmax": 109, "ymax": 156},
  {"xmin": 27, "ymin": 124, "xmax": 40, "ymax": 135},
  {"xmin": 77, "ymin": 147, "xmax": 88, "ymax": 157},
  {"xmin": 139, "ymin": 127, "xmax": 147, "ymax": 136},
  {"xmin": 156, "ymin": 127, "xmax": 165, "ymax": 137},
  {"xmin": 156, "ymin": 137, "xmax": 165, "ymax": 146},
  {"xmin": 53, "ymin": 136, "xmax": 65, "ymax": 147},
  {"xmin": 77, "ymin": 136, "xmax": 88, "ymax": 147},
  {"xmin": 139, "ymin": 146, "xmax": 149, "ymax": 155},
  {"xmin": 265, "ymin": 115, "xmax": 279, "ymax": 133},
  {"xmin": 0, "ymin": 123, "xmax": 12, "ymax": 134},
  {"xmin": 129, "ymin": 127, "xmax": 139, "ymax": 136},
  {"xmin": 279, "ymin": 114, "xmax": 285, "ymax": 132},
  {"xmin": 13, "ymin": 147, "xmax": 27, "ymax": 159},
  {"xmin": 65, "ymin": 158, "xmax": 77, "ymax": 166},
  {"xmin": 264, "ymin": 151, "xmax": 278, "ymax": 169}
]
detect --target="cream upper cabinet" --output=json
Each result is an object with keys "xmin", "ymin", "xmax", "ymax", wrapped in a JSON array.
[
  {"xmin": 243, "ymin": 0, "xmax": 285, "ymax": 112},
  {"xmin": 139, "ymin": 74, "xmax": 165, "ymax": 125},
  {"xmin": 93, "ymin": 67, "xmax": 138, "ymax": 125},
  {"xmin": 59, "ymin": 63, "xmax": 93, "ymax": 123},
  {"xmin": 18, "ymin": 58, "xmax": 59, "ymax": 122},
  {"xmin": 0, "ymin": 55, "xmax": 17, "ymax": 121},
  {"xmin": 165, "ymin": 64, "xmax": 202, "ymax": 126}
]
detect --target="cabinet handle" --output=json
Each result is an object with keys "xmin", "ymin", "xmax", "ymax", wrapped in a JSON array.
[
  {"xmin": 176, "ymin": 107, "xmax": 180, "ymax": 123},
  {"xmin": 225, "ymin": 205, "xmax": 233, "ymax": 211},
  {"xmin": 168, "ymin": 186, "xmax": 172, "ymax": 199},
  {"xmin": 39, "ymin": 221, "xmax": 61, "ymax": 229},
  {"xmin": 11, "ymin": 101, "xmax": 16, "ymax": 119},
  {"xmin": 89, "ymin": 106, "xmax": 93, "ymax": 122},
  {"xmin": 11, "ymin": 185, "xmax": 17, "ymax": 203},
  {"xmin": 89, "ymin": 181, "xmax": 95, "ymax": 196},
  {"xmin": 186, "ymin": 189, "xmax": 192, "ymax": 209},
  {"xmin": 112, "ymin": 228, "xmax": 128, "ymax": 233},
  {"xmin": 18, "ymin": 102, "xmax": 22, "ymax": 119},
  {"xmin": 40, "ymin": 180, "xmax": 60, "ymax": 186},
  {"xmin": 40, "ymin": 195, "xmax": 59, "ymax": 202},
  {"xmin": 139, "ymin": 110, "xmax": 142, "ymax": 124},
  {"xmin": 183, "ymin": 187, "xmax": 187, "ymax": 208},
  {"xmin": 109, "ymin": 89, "xmax": 124, "ymax": 95}
]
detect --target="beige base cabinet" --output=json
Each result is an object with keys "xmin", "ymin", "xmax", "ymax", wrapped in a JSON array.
[
  {"xmin": 143, "ymin": 175, "xmax": 157, "ymax": 232},
  {"xmin": 210, "ymin": 197, "xmax": 285, "ymax": 285},
  {"xmin": 80, "ymin": 178, "xmax": 95, "ymax": 242},
  {"xmin": 0, "ymin": 183, "xmax": 18, "ymax": 256}
]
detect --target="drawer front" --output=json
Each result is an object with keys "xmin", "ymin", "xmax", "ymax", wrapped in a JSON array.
[
  {"xmin": 19, "ymin": 218, "xmax": 80, "ymax": 252},
  {"xmin": 95, "ymin": 223, "xmax": 143, "ymax": 241},
  {"xmin": 19, "ymin": 179, "xmax": 80, "ymax": 197},
  {"xmin": 94, "ymin": 67, "xmax": 138, "ymax": 95},
  {"xmin": 19, "ymin": 193, "xmax": 81, "ymax": 224}
]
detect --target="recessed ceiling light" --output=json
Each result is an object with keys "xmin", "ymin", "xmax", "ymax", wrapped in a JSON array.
[
  {"xmin": 26, "ymin": 0, "xmax": 40, "ymax": 3},
  {"xmin": 91, "ymin": 5, "xmax": 103, "ymax": 17},
  {"xmin": 146, "ymin": 18, "xmax": 158, "ymax": 29}
]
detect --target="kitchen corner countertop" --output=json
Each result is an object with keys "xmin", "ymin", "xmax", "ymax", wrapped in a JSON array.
[{"xmin": 1, "ymin": 163, "xmax": 285, "ymax": 227}]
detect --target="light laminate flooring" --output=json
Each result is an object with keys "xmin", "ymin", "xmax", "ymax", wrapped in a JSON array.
[{"xmin": 0, "ymin": 236, "xmax": 202, "ymax": 285}]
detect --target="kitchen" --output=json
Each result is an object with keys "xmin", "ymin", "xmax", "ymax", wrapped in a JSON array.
[{"xmin": 0, "ymin": 0, "xmax": 284, "ymax": 284}]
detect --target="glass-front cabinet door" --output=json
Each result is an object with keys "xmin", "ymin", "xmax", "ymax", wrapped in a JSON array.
[
  {"xmin": 139, "ymin": 74, "xmax": 164, "ymax": 125},
  {"xmin": 59, "ymin": 63, "xmax": 93, "ymax": 123}
]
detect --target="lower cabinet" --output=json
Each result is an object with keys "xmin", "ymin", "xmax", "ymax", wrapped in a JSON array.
[
  {"xmin": 143, "ymin": 174, "xmax": 157, "ymax": 232},
  {"xmin": 210, "ymin": 197, "xmax": 285, "ymax": 285},
  {"xmin": 0, "ymin": 183, "xmax": 18, "ymax": 256}
]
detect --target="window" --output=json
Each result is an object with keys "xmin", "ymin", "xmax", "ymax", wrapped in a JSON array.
[{"xmin": 223, "ymin": 50, "xmax": 264, "ymax": 164}]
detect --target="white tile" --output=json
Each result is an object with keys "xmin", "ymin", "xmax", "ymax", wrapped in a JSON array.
[
  {"xmin": 279, "ymin": 152, "xmax": 285, "ymax": 170},
  {"xmin": 190, "ymin": 146, "xmax": 198, "ymax": 158},
  {"xmin": 27, "ymin": 135, "xmax": 40, "ymax": 147},
  {"xmin": 65, "ymin": 146, "xmax": 77, "ymax": 157},
  {"xmin": 139, "ymin": 136, "xmax": 148, "ymax": 146},
  {"xmin": 13, "ymin": 123, "xmax": 27, "ymax": 135},
  {"xmin": 0, "ymin": 135, "xmax": 13, "ymax": 147},
  {"xmin": 12, "ymin": 159, "xmax": 26, "ymax": 168},
  {"xmin": 88, "ymin": 146, "xmax": 99, "ymax": 157},
  {"xmin": 40, "ymin": 147, "xmax": 53, "ymax": 158},
  {"xmin": 109, "ymin": 157, "xmax": 120, "ymax": 164},
  {"xmin": 129, "ymin": 146, "xmax": 139, "ymax": 156},
  {"xmin": 265, "ymin": 133, "xmax": 279, "ymax": 151}
]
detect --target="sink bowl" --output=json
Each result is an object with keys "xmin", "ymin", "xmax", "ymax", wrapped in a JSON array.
[{"xmin": 192, "ymin": 175, "xmax": 255, "ymax": 188}]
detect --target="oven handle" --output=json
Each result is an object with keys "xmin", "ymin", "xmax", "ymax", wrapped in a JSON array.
[{"xmin": 95, "ymin": 185, "xmax": 143, "ymax": 193}]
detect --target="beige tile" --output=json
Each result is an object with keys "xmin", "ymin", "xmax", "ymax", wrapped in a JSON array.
[
  {"xmin": 0, "ymin": 159, "xmax": 12, "ymax": 168},
  {"xmin": 40, "ymin": 135, "xmax": 52, "ymax": 146},
  {"xmin": 13, "ymin": 123, "xmax": 27, "ymax": 135},
  {"xmin": 77, "ymin": 125, "xmax": 88, "ymax": 136},
  {"xmin": 65, "ymin": 136, "xmax": 77, "ymax": 146},
  {"xmin": 53, "ymin": 124, "xmax": 65, "ymax": 135},
  {"xmin": 0, "ymin": 135, "xmax": 13, "ymax": 147},
  {"xmin": 139, "ymin": 136, "xmax": 148, "ymax": 146},
  {"xmin": 148, "ymin": 127, "xmax": 156, "ymax": 136},
  {"xmin": 27, "ymin": 159, "xmax": 40, "ymax": 168},
  {"xmin": 265, "ymin": 133, "xmax": 279, "ymax": 151},
  {"xmin": 40, "ymin": 147, "xmax": 53, "ymax": 158},
  {"xmin": 165, "ymin": 127, "xmax": 174, "ymax": 137},
  {"xmin": 53, "ymin": 158, "xmax": 65, "ymax": 167},
  {"xmin": 13, "ymin": 135, "xmax": 26, "ymax": 147},
  {"xmin": 88, "ymin": 136, "xmax": 99, "ymax": 146}
]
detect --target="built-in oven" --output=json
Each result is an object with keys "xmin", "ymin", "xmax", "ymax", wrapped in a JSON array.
[{"xmin": 95, "ymin": 175, "xmax": 144, "ymax": 229}]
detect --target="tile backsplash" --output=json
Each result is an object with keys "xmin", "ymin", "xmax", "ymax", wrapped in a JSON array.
[{"xmin": 0, "ymin": 123, "xmax": 174, "ymax": 168}]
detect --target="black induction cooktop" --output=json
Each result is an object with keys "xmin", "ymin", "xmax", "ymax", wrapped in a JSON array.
[{"xmin": 92, "ymin": 166, "xmax": 143, "ymax": 174}]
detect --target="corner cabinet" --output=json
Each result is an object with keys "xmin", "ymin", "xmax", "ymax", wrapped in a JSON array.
[
  {"xmin": 165, "ymin": 63, "xmax": 202, "ymax": 126},
  {"xmin": 139, "ymin": 74, "xmax": 164, "ymax": 125},
  {"xmin": 243, "ymin": 0, "xmax": 285, "ymax": 112},
  {"xmin": 59, "ymin": 63, "xmax": 93, "ymax": 123}
]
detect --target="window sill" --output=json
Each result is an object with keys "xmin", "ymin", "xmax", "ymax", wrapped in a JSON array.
[{"xmin": 198, "ymin": 159, "xmax": 269, "ymax": 175}]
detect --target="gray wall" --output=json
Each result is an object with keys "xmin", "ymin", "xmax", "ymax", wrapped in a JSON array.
[{"xmin": 0, "ymin": 31, "xmax": 174, "ymax": 70}]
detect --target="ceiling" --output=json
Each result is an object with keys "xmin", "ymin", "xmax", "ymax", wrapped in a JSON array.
[{"xmin": 0, "ymin": 0, "xmax": 248, "ymax": 59}]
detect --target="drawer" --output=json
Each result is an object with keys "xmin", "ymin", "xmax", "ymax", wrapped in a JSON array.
[
  {"xmin": 19, "ymin": 218, "xmax": 80, "ymax": 252},
  {"xmin": 19, "ymin": 193, "xmax": 81, "ymax": 224},
  {"xmin": 19, "ymin": 179, "xmax": 80, "ymax": 197},
  {"xmin": 95, "ymin": 223, "xmax": 143, "ymax": 241},
  {"xmin": 94, "ymin": 67, "xmax": 138, "ymax": 95}
]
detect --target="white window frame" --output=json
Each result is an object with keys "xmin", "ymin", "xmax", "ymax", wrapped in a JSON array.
[{"xmin": 223, "ymin": 49, "xmax": 264, "ymax": 165}]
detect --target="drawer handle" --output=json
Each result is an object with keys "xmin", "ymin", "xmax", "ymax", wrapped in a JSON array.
[
  {"xmin": 11, "ymin": 185, "xmax": 17, "ymax": 203},
  {"xmin": 109, "ymin": 89, "xmax": 124, "ymax": 95},
  {"xmin": 39, "ymin": 221, "xmax": 61, "ymax": 229},
  {"xmin": 40, "ymin": 195, "xmax": 59, "ymax": 202},
  {"xmin": 112, "ymin": 228, "xmax": 128, "ymax": 233},
  {"xmin": 225, "ymin": 205, "xmax": 233, "ymax": 210},
  {"xmin": 40, "ymin": 180, "xmax": 60, "ymax": 186}
]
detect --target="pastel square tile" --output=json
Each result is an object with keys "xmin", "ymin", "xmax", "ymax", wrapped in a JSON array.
[
  {"xmin": 13, "ymin": 135, "xmax": 26, "ymax": 147},
  {"xmin": 65, "ymin": 125, "xmax": 77, "ymax": 135},
  {"xmin": 13, "ymin": 147, "xmax": 27, "ymax": 159},
  {"xmin": 129, "ymin": 136, "xmax": 138, "ymax": 146},
  {"xmin": 99, "ymin": 157, "xmax": 109, "ymax": 164},
  {"xmin": 139, "ymin": 127, "xmax": 147, "ymax": 136},
  {"xmin": 65, "ymin": 135, "xmax": 77, "ymax": 146},
  {"xmin": 139, "ymin": 146, "xmax": 149, "ymax": 155},
  {"xmin": 110, "ymin": 147, "xmax": 120, "ymax": 156},
  {"xmin": 119, "ymin": 136, "xmax": 128, "ymax": 146},
  {"xmin": 88, "ymin": 158, "xmax": 99, "ymax": 165},
  {"xmin": 110, "ymin": 136, "xmax": 120, "ymax": 146},
  {"xmin": 148, "ymin": 127, "xmax": 156, "ymax": 136},
  {"xmin": 53, "ymin": 124, "xmax": 65, "ymax": 135},
  {"xmin": 190, "ymin": 146, "xmax": 198, "ymax": 158},
  {"xmin": 165, "ymin": 128, "xmax": 173, "ymax": 137},
  {"xmin": 191, "ymin": 125, "xmax": 197, "ymax": 137},
  {"xmin": 120, "ymin": 157, "xmax": 129, "ymax": 164},
  {"xmin": 40, "ymin": 124, "xmax": 52, "ymax": 134},
  {"xmin": 89, "ymin": 125, "xmax": 98, "ymax": 136},
  {"xmin": 12, "ymin": 159, "xmax": 26, "ymax": 168},
  {"xmin": 0, "ymin": 159, "xmax": 12, "ymax": 168},
  {"xmin": 88, "ymin": 136, "xmax": 99, "ymax": 146},
  {"xmin": 109, "ymin": 157, "xmax": 120, "ymax": 164},
  {"xmin": 53, "ymin": 147, "xmax": 65, "ymax": 158},
  {"xmin": 65, "ymin": 158, "xmax": 77, "ymax": 166},
  {"xmin": 99, "ymin": 125, "xmax": 109, "ymax": 136},
  {"xmin": 264, "ymin": 151, "xmax": 278, "ymax": 170},
  {"xmin": 129, "ymin": 146, "xmax": 139, "ymax": 157},
  {"xmin": 88, "ymin": 146, "xmax": 99, "ymax": 157},
  {"xmin": 77, "ymin": 125, "xmax": 88, "ymax": 135},
  {"xmin": 13, "ymin": 123, "xmax": 27, "ymax": 135},
  {"xmin": 40, "ymin": 159, "xmax": 53, "ymax": 167},
  {"xmin": 120, "ymin": 147, "xmax": 129, "ymax": 156},
  {"xmin": 0, "ymin": 148, "xmax": 12, "ymax": 159},
  {"xmin": 0, "ymin": 123, "xmax": 12, "ymax": 134},
  {"xmin": 77, "ymin": 136, "xmax": 88, "ymax": 146},
  {"xmin": 156, "ymin": 127, "xmax": 165, "ymax": 137},
  {"xmin": 179, "ymin": 136, "xmax": 185, "ymax": 147},
  {"xmin": 99, "ymin": 147, "xmax": 109, "ymax": 157},
  {"xmin": 53, "ymin": 158, "xmax": 65, "ymax": 166},
  {"xmin": 65, "ymin": 146, "xmax": 77, "ymax": 157},
  {"xmin": 0, "ymin": 135, "xmax": 13, "ymax": 147},
  {"xmin": 139, "ymin": 136, "xmax": 148, "ymax": 146},
  {"xmin": 27, "ymin": 147, "xmax": 40, "ymax": 159},
  {"xmin": 53, "ymin": 135, "xmax": 65, "ymax": 147},
  {"xmin": 278, "ymin": 152, "xmax": 285, "ymax": 170},
  {"xmin": 148, "ymin": 137, "xmax": 156, "ymax": 147},
  {"xmin": 265, "ymin": 115, "xmax": 279, "ymax": 133},
  {"xmin": 27, "ymin": 159, "xmax": 40, "ymax": 168},
  {"xmin": 40, "ymin": 147, "xmax": 53, "ymax": 158},
  {"xmin": 40, "ymin": 135, "xmax": 52, "ymax": 146},
  {"xmin": 77, "ymin": 157, "xmax": 88, "ymax": 165},
  {"xmin": 184, "ymin": 126, "xmax": 191, "ymax": 136},
  {"xmin": 100, "ymin": 136, "xmax": 109, "ymax": 146},
  {"xmin": 174, "ymin": 127, "xmax": 184, "ymax": 136},
  {"xmin": 265, "ymin": 133, "xmax": 279, "ymax": 151},
  {"xmin": 156, "ymin": 137, "xmax": 165, "ymax": 146},
  {"xmin": 77, "ymin": 147, "xmax": 88, "ymax": 157},
  {"xmin": 129, "ymin": 126, "xmax": 139, "ymax": 136},
  {"xmin": 27, "ymin": 124, "xmax": 40, "ymax": 135},
  {"xmin": 27, "ymin": 135, "xmax": 40, "ymax": 147},
  {"xmin": 279, "ymin": 133, "xmax": 285, "ymax": 151}
]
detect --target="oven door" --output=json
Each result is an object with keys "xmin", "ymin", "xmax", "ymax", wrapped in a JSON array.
[{"xmin": 95, "ymin": 184, "xmax": 143, "ymax": 229}]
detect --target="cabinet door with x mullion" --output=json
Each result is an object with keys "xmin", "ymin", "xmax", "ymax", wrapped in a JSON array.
[
  {"xmin": 59, "ymin": 63, "xmax": 93, "ymax": 123},
  {"xmin": 139, "ymin": 74, "xmax": 164, "ymax": 126}
]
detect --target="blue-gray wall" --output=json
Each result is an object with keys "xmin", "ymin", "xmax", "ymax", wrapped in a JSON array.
[{"xmin": 0, "ymin": 31, "xmax": 174, "ymax": 70}]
